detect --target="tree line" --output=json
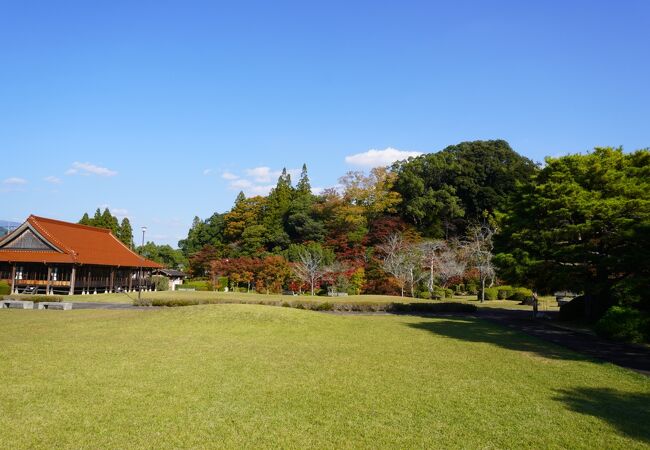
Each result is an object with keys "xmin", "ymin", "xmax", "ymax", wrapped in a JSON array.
[{"xmin": 80, "ymin": 140, "xmax": 650, "ymax": 335}]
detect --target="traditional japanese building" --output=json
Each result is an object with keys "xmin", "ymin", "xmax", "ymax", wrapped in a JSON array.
[{"xmin": 0, "ymin": 215, "xmax": 162, "ymax": 295}]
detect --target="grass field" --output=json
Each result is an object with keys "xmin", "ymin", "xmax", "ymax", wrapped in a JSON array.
[
  {"xmin": 1, "ymin": 304, "xmax": 647, "ymax": 448},
  {"xmin": 63, "ymin": 290, "xmax": 559, "ymax": 312}
]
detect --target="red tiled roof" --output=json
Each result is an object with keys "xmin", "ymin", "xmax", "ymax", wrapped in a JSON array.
[{"xmin": 0, "ymin": 215, "xmax": 162, "ymax": 268}]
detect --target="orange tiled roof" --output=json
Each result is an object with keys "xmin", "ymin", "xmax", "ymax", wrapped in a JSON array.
[{"xmin": 0, "ymin": 215, "xmax": 162, "ymax": 268}]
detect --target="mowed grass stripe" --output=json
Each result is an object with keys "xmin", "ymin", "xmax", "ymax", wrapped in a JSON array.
[{"xmin": 0, "ymin": 304, "xmax": 648, "ymax": 449}]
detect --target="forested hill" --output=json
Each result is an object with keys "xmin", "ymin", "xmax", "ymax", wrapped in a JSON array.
[{"xmin": 178, "ymin": 139, "xmax": 537, "ymax": 265}]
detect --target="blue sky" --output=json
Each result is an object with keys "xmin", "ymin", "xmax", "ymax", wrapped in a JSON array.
[{"xmin": 1, "ymin": 0, "xmax": 648, "ymax": 246}]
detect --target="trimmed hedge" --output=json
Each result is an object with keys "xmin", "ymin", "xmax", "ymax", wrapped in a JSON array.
[
  {"xmin": 0, "ymin": 280, "xmax": 10, "ymax": 296},
  {"xmin": 176, "ymin": 280, "xmax": 213, "ymax": 291},
  {"xmin": 7, "ymin": 295, "xmax": 64, "ymax": 302},
  {"xmin": 146, "ymin": 296, "xmax": 478, "ymax": 314},
  {"xmin": 595, "ymin": 306, "xmax": 650, "ymax": 343},
  {"xmin": 479, "ymin": 287, "xmax": 499, "ymax": 301},
  {"xmin": 509, "ymin": 287, "xmax": 533, "ymax": 302}
]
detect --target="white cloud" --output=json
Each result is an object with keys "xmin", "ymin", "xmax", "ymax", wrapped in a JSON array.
[
  {"xmin": 44, "ymin": 176, "xmax": 62, "ymax": 184},
  {"xmin": 247, "ymin": 184, "xmax": 275, "ymax": 196},
  {"xmin": 221, "ymin": 171, "xmax": 239, "ymax": 180},
  {"xmin": 245, "ymin": 166, "xmax": 276, "ymax": 183},
  {"xmin": 203, "ymin": 169, "xmax": 213, "ymax": 176},
  {"xmin": 345, "ymin": 147, "xmax": 423, "ymax": 168},
  {"xmin": 230, "ymin": 179, "xmax": 252, "ymax": 189},
  {"xmin": 97, "ymin": 204, "xmax": 130, "ymax": 220},
  {"xmin": 3, "ymin": 177, "xmax": 27, "ymax": 185},
  {"xmin": 66, "ymin": 162, "xmax": 117, "ymax": 177}
]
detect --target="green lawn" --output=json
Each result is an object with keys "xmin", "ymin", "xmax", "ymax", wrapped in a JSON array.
[
  {"xmin": 66, "ymin": 290, "xmax": 559, "ymax": 312},
  {"xmin": 1, "ymin": 305, "xmax": 648, "ymax": 448},
  {"xmin": 66, "ymin": 290, "xmax": 429, "ymax": 305}
]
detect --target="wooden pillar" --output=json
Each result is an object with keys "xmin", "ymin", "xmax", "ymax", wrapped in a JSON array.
[
  {"xmin": 128, "ymin": 270, "xmax": 133, "ymax": 291},
  {"xmin": 69, "ymin": 266, "xmax": 76, "ymax": 296},
  {"xmin": 109, "ymin": 269, "xmax": 115, "ymax": 293},
  {"xmin": 46, "ymin": 266, "xmax": 52, "ymax": 296},
  {"xmin": 10, "ymin": 264, "xmax": 16, "ymax": 294},
  {"xmin": 86, "ymin": 269, "xmax": 91, "ymax": 295}
]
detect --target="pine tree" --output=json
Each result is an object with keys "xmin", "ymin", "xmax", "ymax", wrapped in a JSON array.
[
  {"xmin": 100, "ymin": 208, "xmax": 120, "ymax": 235},
  {"xmin": 79, "ymin": 213, "xmax": 91, "ymax": 226},
  {"xmin": 118, "ymin": 218, "xmax": 134, "ymax": 248},
  {"xmin": 296, "ymin": 163, "xmax": 311, "ymax": 196},
  {"xmin": 262, "ymin": 168, "xmax": 294, "ymax": 249}
]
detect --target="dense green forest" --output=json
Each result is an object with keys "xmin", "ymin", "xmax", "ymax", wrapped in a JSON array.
[{"xmin": 81, "ymin": 140, "xmax": 650, "ymax": 340}]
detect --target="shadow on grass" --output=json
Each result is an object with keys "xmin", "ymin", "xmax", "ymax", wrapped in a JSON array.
[
  {"xmin": 554, "ymin": 387, "xmax": 650, "ymax": 444},
  {"xmin": 406, "ymin": 318, "xmax": 589, "ymax": 362}
]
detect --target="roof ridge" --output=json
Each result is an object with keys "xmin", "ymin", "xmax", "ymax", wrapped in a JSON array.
[
  {"xmin": 30, "ymin": 215, "xmax": 112, "ymax": 233},
  {"xmin": 106, "ymin": 230, "xmax": 160, "ymax": 267},
  {"xmin": 28, "ymin": 216, "xmax": 75, "ymax": 257}
]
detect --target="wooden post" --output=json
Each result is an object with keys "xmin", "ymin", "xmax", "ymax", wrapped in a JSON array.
[
  {"xmin": 46, "ymin": 266, "xmax": 52, "ymax": 296},
  {"xmin": 109, "ymin": 269, "xmax": 115, "ymax": 293},
  {"xmin": 128, "ymin": 270, "xmax": 133, "ymax": 292},
  {"xmin": 69, "ymin": 266, "xmax": 76, "ymax": 296},
  {"xmin": 10, "ymin": 264, "xmax": 16, "ymax": 294},
  {"xmin": 86, "ymin": 269, "xmax": 91, "ymax": 295}
]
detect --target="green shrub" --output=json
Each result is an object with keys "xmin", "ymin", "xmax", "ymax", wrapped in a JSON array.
[
  {"xmin": 216, "ymin": 277, "xmax": 229, "ymax": 291},
  {"xmin": 453, "ymin": 284, "xmax": 465, "ymax": 294},
  {"xmin": 419, "ymin": 291, "xmax": 432, "ymax": 300},
  {"xmin": 444, "ymin": 288, "xmax": 454, "ymax": 298},
  {"xmin": 312, "ymin": 302, "xmax": 334, "ymax": 311},
  {"xmin": 432, "ymin": 287, "xmax": 446, "ymax": 299},
  {"xmin": 151, "ymin": 275, "xmax": 170, "ymax": 292},
  {"xmin": 479, "ymin": 287, "xmax": 499, "ymax": 301},
  {"xmin": 595, "ymin": 306, "xmax": 650, "ymax": 343},
  {"xmin": 466, "ymin": 282, "xmax": 478, "ymax": 295},
  {"xmin": 177, "ymin": 280, "xmax": 213, "ymax": 291},
  {"xmin": 0, "ymin": 280, "xmax": 10, "ymax": 295},
  {"xmin": 508, "ymin": 287, "xmax": 533, "ymax": 302},
  {"xmin": 497, "ymin": 286, "xmax": 513, "ymax": 300},
  {"xmin": 12, "ymin": 295, "xmax": 64, "ymax": 302}
]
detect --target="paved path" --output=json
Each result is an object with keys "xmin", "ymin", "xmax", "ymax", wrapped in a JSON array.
[{"xmin": 476, "ymin": 309, "xmax": 650, "ymax": 376}]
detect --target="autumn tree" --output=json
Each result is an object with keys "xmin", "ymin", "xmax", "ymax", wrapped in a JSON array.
[{"xmin": 465, "ymin": 223, "xmax": 497, "ymax": 302}]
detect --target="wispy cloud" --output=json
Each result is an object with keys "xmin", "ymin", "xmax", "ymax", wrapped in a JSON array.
[
  {"xmin": 221, "ymin": 171, "xmax": 239, "ymax": 180},
  {"xmin": 245, "ymin": 166, "xmax": 277, "ymax": 183},
  {"xmin": 44, "ymin": 176, "xmax": 62, "ymax": 184},
  {"xmin": 225, "ymin": 166, "xmax": 300, "ymax": 196},
  {"xmin": 3, "ymin": 177, "xmax": 27, "ymax": 185},
  {"xmin": 66, "ymin": 162, "xmax": 117, "ymax": 177},
  {"xmin": 203, "ymin": 169, "xmax": 213, "ymax": 176},
  {"xmin": 98, "ymin": 204, "xmax": 130, "ymax": 220},
  {"xmin": 345, "ymin": 147, "xmax": 423, "ymax": 168}
]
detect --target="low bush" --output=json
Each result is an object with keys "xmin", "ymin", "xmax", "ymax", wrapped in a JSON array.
[
  {"xmin": 177, "ymin": 280, "xmax": 213, "ymax": 291},
  {"xmin": 151, "ymin": 275, "xmax": 170, "ymax": 292},
  {"xmin": 479, "ymin": 287, "xmax": 499, "ymax": 301},
  {"xmin": 10, "ymin": 295, "xmax": 64, "ymax": 302},
  {"xmin": 0, "ymin": 280, "xmax": 10, "ymax": 295},
  {"xmin": 312, "ymin": 302, "xmax": 334, "ymax": 311},
  {"xmin": 432, "ymin": 287, "xmax": 453, "ymax": 299},
  {"xmin": 419, "ymin": 291, "xmax": 432, "ymax": 300},
  {"xmin": 497, "ymin": 286, "xmax": 513, "ymax": 300},
  {"xmin": 509, "ymin": 287, "xmax": 533, "ymax": 302},
  {"xmin": 595, "ymin": 306, "xmax": 650, "ymax": 343}
]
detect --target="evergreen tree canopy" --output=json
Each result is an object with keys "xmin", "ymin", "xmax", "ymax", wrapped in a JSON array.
[
  {"xmin": 495, "ymin": 147, "xmax": 650, "ymax": 317},
  {"xmin": 391, "ymin": 140, "xmax": 538, "ymax": 237}
]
